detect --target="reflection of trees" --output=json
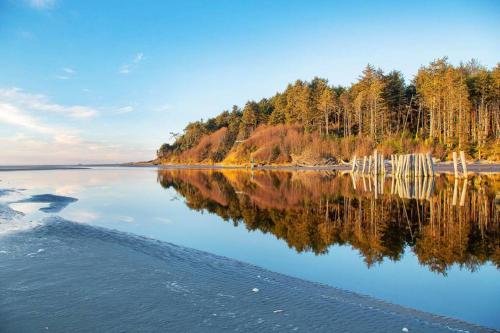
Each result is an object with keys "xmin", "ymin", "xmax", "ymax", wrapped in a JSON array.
[{"xmin": 157, "ymin": 170, "xmax": 499, "ymax": 274}]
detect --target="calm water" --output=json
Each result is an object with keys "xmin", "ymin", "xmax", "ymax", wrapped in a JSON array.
[{"xmin": 0, "ymin": 167, "xmax": 499, "ymax": 331}]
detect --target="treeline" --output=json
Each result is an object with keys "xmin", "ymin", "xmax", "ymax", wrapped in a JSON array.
[{"xmin": 158, "ymin": 58, "xmax": 499, "ymax": 163}]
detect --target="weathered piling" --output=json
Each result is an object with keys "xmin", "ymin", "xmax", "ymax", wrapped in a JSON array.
[
  {"xmin": 427, "ymin": 153, "xmax": 434, "ymax": 176},
  {"xmin": 460, "ymin": 151, "xmax": 468, "ymax": 177},
  {"xmin": 389, "ymin": 152, "xmax": 435, "ymax": 178},
  {"xmin": 352, "ymin": 150, "xmax": 434, "ymax": 178}
]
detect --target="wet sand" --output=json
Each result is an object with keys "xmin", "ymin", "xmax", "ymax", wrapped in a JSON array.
[{"xmin": 0, "ymin": 215, "xmax": 496, "ymax": 333}]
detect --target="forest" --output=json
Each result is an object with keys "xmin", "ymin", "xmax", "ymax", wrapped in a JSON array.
[{"xmin": 157, "ymin": 58, "xmax": 499, "ymax": 165}]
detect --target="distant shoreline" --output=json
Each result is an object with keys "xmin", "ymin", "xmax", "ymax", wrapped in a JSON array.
[{"xmin": 1, "ymin": 162, "xmax": 499, "ymax": 174}]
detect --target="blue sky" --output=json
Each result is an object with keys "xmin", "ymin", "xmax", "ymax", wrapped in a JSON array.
[{"xmin": 0, "ymin": 0, "xmax": 499, "ymax": 164}]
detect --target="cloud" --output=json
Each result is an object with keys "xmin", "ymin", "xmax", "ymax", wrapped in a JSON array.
[
  {"xmin": 114, "ymin": 106, "xmax": 134, "ymax": 114},
  {"xmin": 0, "ymin": 103, "xmax": 54, "ymax": 134},
  {"xmin": 134, "ymin": 53, "xmax": 144, "ymax": 63},
  {"xmin": 0, "ymin": 86, "xmax": 154, "ymax": 165},
  {"xmin": 0, "ymin": 88, "xmax": 97, "ymax": 118},
  {"xmin": 119, "ymin": 52, "xmax": 144, "ymax": 75},
  {"xmin": 27, "ymin": 0, "xmax": 55, "ymax": 9},
  {"xmin": 155, "ymin": 104, "xmax": 172, "ymax": 112},
  {"xmin": 0, "ymin": 133, "xmax": 154, "ymax": 165},
  {"xmin": 56, "ymin": 67, "xmax": 76, "ymax": 80},
  {"xmin": 0, "ymin": 102, "xmax": 85, "ymax": 149}
]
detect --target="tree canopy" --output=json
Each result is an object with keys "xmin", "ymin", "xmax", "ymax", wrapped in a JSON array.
[{"xmin": 158, "ymin": 58, "xmax": 499, "ymax": 163}]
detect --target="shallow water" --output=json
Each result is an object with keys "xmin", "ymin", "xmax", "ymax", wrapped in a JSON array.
[{"xmin": 0, "ymin": 167, "xmax": 499, "ymax": 331}]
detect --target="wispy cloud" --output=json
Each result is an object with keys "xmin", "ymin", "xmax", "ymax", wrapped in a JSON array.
[
  {"xmin": 0, "ymin": 87, "xmax": 96, "ymax": 118},
  {"xmin": 55, "ymin": 67, "xmax": 76, "ymax": 80},
  {"xmin": 0, "ymin": 87, "xmax": 154, "ymax": 164},
  {"xmin": 0, "ymin": 102, "xmax": 53, "ymax": 134},
  {"xmin": 27, "ymin": 0, "xmax": 55, "ymax": 9},
  {"xmin": 114, "ymin": 106, "xmax": 134, "ymax": 114},
  {"xmin": 119, "ymin": 52, "xmax": 144, "ymax": 75},
  {"xmin": 0, "ymin": 132, "xmax": 154, "ymax": 165},
  {"xmin": 0, "ymin": 102, "xmax": 82, "ymax": 146}
]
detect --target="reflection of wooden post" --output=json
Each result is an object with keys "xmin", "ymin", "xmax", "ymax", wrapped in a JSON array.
[
  {"xmin": 460, "ymin": 179, "xmax": 467, "ymax": 206},
  {"xmin": 452, "ymin": 152, "xmax": 459, "ymax": 178},
  {"xmin": 380, "ymin": 174, "xmax": 384, "ymax": 195},
  {"xmin": 362, "ymin": 156, "xmax": 367, "ymax": 174},
  {"xmin": 350, "ymin": 172, "xmax": 357, "ymax": 190},
  {"xmin": 390, "ymin": 175, "xmax": 395, "ymax": 194},
  {"xmin": 390, "ymin": 155, "xmax": 394, "ymax": 175},
  {"xmin": 452, "ymin": 178, "xmax": 459, "ymax": 205},
  {"xmin": 425, "ymin": 177, "xmax": 433, "ymax": 200},
  {"xmin": 460, "ymin": 151, "xmax": 468, "ymax": 178}
]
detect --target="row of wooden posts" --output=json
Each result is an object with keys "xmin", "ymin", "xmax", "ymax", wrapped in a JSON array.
[
  {"xmin": 351, "ymin": 150, "xmax": 435, "ymax": 177},
  {"xmin": 351, "ymin": 150, "xmax": 468, "ymax": 178}
]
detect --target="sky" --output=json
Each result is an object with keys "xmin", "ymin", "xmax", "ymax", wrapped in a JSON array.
[{"xmin": 0, "ymin": 0, "xmax": 499, "ymax": 164}]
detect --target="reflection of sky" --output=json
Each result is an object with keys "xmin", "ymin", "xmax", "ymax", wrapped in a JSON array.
[{"xmin": 1, "ymin": 167, "xmax": 499, "ymax": 329}]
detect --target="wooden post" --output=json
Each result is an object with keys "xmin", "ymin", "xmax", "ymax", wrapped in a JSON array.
[
  {"xmin": 421, "ymin": 154, "xmax": 428, "ymax": 177},
  {"xmin": 362, "ymin": 156, "xmax": 367, "ymax": 174},
  {"xmin": 373, "ymin": 150, "xmax": 378, "ymax": 175},
  {"xmin": 380, "ymin": 154, "xmax": 385, "ymax": 174},
  {"xmin": 405, "ymin": 154, "xmax": 410, "ymax": 177},
  {"xmin": 414, "ymin": 154, "xmax": 418, "ymax": 177},
  {"xmin": 351, "ymin": 155, "xmax": 357, "ymax": 173},
  {"xmin": 459, "ymin": 151, "xmax": 468, "ymax": 178},
  {"xmin": 367, "ymin": 156, "xmax": 372, "ymax": 174},
  {"xmin": 426, "ymin": 153, "xmax": 434, "ymax": 176},
  {"xmin": 452, "ymin": 152, "xmax": 459, "ymax": 178},
  {"xmin": 398, "ymin": 155, "xmax": 403, "ymax": 176}
]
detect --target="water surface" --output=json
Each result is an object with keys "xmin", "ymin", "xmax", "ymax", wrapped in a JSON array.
[{"xmin": 0, "ymin": 167, "xmax": 498, "ymax": 330}]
